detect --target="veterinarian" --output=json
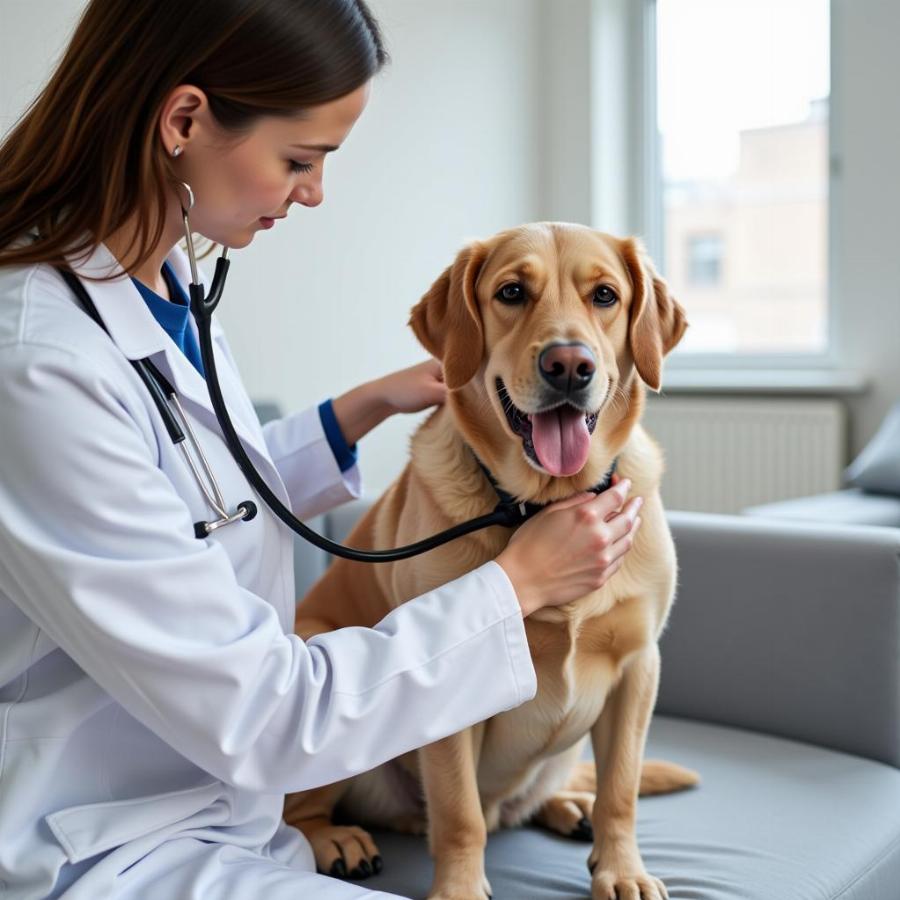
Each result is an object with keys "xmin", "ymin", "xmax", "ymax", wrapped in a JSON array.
[{"xmin": 0, "ymin": 1, "xmax": 644, "ymax": 897}]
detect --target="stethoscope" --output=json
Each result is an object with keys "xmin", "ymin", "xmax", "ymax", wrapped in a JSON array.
[{"xmin": 59, "ymin": 183, "xmax": 614, "ymax": 562}]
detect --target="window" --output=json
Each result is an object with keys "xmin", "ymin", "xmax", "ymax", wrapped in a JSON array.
[
  {"xmin": 655, "ymin": 0, "xmax": 831, "ymax": 357},
  {"xmin": 687, "ymin": 234, "xmax": 723, "ymax": 285}
]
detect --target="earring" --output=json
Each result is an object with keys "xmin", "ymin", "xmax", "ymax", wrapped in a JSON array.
[{"xmin": 172, "ymin": 144, "xmax": 183, "ymax": 158}]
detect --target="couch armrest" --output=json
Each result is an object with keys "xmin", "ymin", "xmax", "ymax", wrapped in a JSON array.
[{"xmin": 658, "ymin": 511, "xmax": 900, "ymax": 768}]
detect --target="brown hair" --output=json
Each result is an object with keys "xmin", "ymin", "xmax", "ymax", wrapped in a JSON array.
[{"xmin": 0, "ymin": 0, "xmax": 387, "ymax": 276}]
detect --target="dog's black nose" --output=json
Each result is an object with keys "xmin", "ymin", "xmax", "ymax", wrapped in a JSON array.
[{"xmin": 538, "ymin": 342, "xmax": 596, "ymax": 395}]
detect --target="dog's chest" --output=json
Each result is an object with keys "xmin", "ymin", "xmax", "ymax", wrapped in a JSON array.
[{"xmin": 485, "ymin": 605, "xmax": 649, "ymax": 765}]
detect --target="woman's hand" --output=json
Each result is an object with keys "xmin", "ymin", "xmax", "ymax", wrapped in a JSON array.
[
  {"xmin": 374, "ymin": 358, "xmax": 446, "ymax": 415},
  {"xmin": 330, "ymin": 359, "xmax": 446, "ymax": 448},
  {"xmin": 496, "ymin": 479, "xmax": 643, "ymax": 617}
]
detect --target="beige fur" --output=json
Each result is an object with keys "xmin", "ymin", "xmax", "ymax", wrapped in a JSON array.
[{"xmin": 285, "ymin": 223, "xmax": 698, "ymax": 900}]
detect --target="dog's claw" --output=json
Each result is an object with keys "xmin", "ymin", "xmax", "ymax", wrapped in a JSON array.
[
  {"xmin": 330, "ymin": 858, "xmax": 347, "ymax": 878},
  {"xmin": 571, "ymin": 816, "xmax": 594, "ymax": 841},
  {"xmin": 372, "ymin": 855, "xmax": 383, "ymax": 874}
]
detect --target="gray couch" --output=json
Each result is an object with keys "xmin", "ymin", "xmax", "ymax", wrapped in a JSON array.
[
  {"xmin": 744, "ymin": 488, "xmax": 900, "ymax": 527},
  {"xmin": 290, "ymin": 501, "xmax": 900, "ymax": 900}
]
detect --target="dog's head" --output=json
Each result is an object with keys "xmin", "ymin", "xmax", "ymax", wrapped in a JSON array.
[{"xmin": 409, "ymin": 223, "xmax": 687, "ymax": 497}]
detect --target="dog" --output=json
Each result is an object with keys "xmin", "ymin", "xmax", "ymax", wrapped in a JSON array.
[{"xmin": 285, "ymin": 222, "xmax": 697, "ymax": 900}]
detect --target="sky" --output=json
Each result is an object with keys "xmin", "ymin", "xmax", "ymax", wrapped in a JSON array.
[{"xmin": 657, "ymin": 0, "xmax": 830, "ymax": 180}]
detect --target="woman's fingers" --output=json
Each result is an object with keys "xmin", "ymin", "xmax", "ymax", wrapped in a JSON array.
[
  {"xmin": 599, "ymin": 555, "xmax": 625, "ymax": 587},
  {"xmin": 549, "ymin": 479, "xmax": 631, "ymax": 516},
  {"xmin": 593, "ymin": 479, "xmax": 632, "ymax": 517},
  {"xmin": 605, "ymin": 496, "xmax": 644, "ymax": 543}
]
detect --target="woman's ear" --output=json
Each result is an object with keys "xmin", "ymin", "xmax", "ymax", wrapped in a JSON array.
[
  {"xmin": 621, "ymin": 238, "xmax": 688, "ymax": 391},
  {"xmin": 158, "ymin": 85, "xmax": 208, "ymax": 152},
  {"xmin": 408, "ymin": 241, "xmax": 487, "ymax": 390}
]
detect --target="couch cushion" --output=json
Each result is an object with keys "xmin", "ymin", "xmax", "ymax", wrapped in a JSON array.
[
  {"xmin": 744, "ymin": 488, "xmax": 900, "ymax": 527},
  {"xmin": 358, "ymin": 716, "xmax": 900, "ymax": 899},
  {"xmin": 845, "ymin": 402, "xmax": 900, "ymax": 495}
]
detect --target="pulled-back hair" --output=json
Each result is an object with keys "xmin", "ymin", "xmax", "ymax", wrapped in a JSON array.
[{"xmin": 0, "ymin": 0, "xmax": 387, "ymax": 275}]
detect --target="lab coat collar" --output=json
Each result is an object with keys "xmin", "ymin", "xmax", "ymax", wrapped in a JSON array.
[
  {"xmin": 64, "ymin": 242, "xmax": 282, "ymax": 493},
  {"xmin": 65, "ymin": 240, "xmax": 226, "ymax": 360}
]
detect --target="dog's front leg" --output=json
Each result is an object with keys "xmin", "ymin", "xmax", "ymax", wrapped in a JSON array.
[
  {"xmin": 419, "ymin": 727, "xmax": 491, "ymax": 900},
  {"xmin": 588, "ymin": 644, "xmax": 668, "ymax": 900}
]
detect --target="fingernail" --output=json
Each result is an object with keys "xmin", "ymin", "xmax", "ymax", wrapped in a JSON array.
[
  {"xmin": 635, "ymin": 496, "xmax": 645, "ymax": 510},
  {"xmin": 634, "ymin": 516, "xmax": 643, "ymax": 530}
]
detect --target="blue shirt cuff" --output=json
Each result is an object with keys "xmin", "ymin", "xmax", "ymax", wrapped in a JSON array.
[{"xmin": 318, "ymin": 399, "xmax": 358, "ymax": 473}]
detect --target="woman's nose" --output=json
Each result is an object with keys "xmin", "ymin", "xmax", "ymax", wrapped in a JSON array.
[{"xmin": 291, "ymin": 178, "xmax": 323, "ymax": 208}]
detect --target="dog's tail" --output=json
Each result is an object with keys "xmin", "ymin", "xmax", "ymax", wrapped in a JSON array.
[
  {"xmin": 639, "ymin": 758, "xmax": 700, "ymax": 796},
  {"xmin": 568, "ymin": 758, "xmax": 700, "ymax": 797}
]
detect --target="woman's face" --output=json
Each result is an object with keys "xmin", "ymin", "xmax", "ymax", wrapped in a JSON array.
[{"xmin": 168, "ymin": 82, "xmax": 370, "ymax": 248}]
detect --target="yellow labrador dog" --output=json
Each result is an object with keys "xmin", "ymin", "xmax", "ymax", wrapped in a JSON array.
[{"xmin": 285, "ymin": 223, "xmax": 697, "ymax": 900}]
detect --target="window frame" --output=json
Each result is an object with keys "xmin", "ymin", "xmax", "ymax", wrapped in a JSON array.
[{"xmin": 623, "ymin": 0, "xmax": 841, "ymax": 372}]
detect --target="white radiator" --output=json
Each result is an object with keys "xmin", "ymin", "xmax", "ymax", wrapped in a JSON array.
[{"xmin": 642, "ymin": 396, "xmax": 847, "ymax": 514}]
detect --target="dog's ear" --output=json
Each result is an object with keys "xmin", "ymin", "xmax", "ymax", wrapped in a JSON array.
[
  {"xmin": 621, "ymin": 237, "xmax": 688, "ymax": 392},
  {"xmin": 408, "ymin": 242, "xmax": 488, "ymax": 390}
]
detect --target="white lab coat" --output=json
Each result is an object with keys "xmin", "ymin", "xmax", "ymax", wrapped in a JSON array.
[{"xmin": 0, "ymin": 241, "xmax": 537, "ymax": 899}]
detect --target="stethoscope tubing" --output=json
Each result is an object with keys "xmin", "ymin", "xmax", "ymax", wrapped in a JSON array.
[
  {"xmin": 190, "ymin": 262, "xmax": 521, "ymax": 561},
  {"xmin": 53, "ymin": 264, "xmax": 260, "ymax": 539},
  {"xmin": 57, "ymin": 184, "xmax": 529, "ymax": 562},
  {"xmin": 175, "ymin": 181, "xmax": 531, "ymax": 559}
]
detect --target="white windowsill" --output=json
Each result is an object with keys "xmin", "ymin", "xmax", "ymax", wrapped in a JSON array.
[{"xmin": 658, "ymin": 368, "xmax": 870, "ymax": 396}]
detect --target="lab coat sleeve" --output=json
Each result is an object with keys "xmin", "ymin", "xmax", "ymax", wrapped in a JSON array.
[
  {"xmin": 261, "ymin": 404, "xmax": 363, "ymax": 519},
  {"xmin": 0, "ymin": 343, "xmax": 536, "ymax": 793}
]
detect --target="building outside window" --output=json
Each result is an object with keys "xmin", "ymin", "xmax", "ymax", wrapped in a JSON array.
[
  {"xmin": 655, "ymin": 0, "xmax": 830, "ymax": 357},
  {"xmin": 687, "ymin": 233, "xmax": 724, "ymax": 286}
]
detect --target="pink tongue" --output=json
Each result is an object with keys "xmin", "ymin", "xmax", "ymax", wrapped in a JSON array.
[{"xmin": 530, "ymin": 406, "xmax": 591, "ymax": 476}]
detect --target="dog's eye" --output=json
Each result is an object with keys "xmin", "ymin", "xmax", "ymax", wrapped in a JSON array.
[
  {"xmin": 593, "ymin": 285, "xmax": 618, "ymax": 307},
  {"xmin": 495, "ymin": 283, "xmax": 526, "ymax": 305}
]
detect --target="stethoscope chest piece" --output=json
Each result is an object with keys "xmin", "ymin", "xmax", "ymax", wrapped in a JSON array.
[
  {"xmin": 194, "ymin": 500, "xmax": 257, "ymax": 539},
  {"xmin": 161, "ymin": 382, "xmax": 257, "ymax": 539}
]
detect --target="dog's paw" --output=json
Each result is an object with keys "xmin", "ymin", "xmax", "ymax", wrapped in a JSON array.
[
  {"xmin": 532, "ymin": 789, "xmax": 595, "ymax": 840},
  {"xmin": 588, "ymin": 861, "xmax": 668, "ymax": 900},
  {"xmin": 310, "ymin": 824, "xmax": 382, "ymax": 880},
  {"xmin": 428, "ymin": 872, "xmax": 493, "ymax": 900}
]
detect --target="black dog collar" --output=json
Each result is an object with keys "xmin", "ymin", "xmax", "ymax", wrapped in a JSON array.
[{"xmin": 470, "ymin": 450, "xmax": 619, "ymax": 525}]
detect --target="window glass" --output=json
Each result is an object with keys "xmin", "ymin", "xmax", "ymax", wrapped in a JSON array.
[{"xmin": 656, "ymin": 0, "xmax": 830, "ymax": 355}]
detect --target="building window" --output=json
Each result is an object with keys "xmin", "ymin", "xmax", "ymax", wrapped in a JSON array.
[
  {"xmin": 655, "ymin": 0, "xmax": 830, "ymax": 356},
  {"xmin": 687, "ymin": 234, "xmax": 724, "ymax": 285}
]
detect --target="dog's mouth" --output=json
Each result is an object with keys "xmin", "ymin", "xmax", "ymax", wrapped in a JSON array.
[{"xmin": 496, "ymin": 377, "xmax": 599, "ymax": 477}]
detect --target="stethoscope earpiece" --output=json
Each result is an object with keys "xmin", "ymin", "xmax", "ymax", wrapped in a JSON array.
[
  {"xmin": 178, "ymin": 181, "xmax": 194, "ymax": 211},
  {"xmin": 179, "ymin": 181, "xmax": 229, "ymax": 317}
]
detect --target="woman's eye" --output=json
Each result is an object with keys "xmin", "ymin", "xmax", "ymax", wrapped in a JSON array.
[
  {"xmin": 495, "ymin": 283, "xmax": 526, "ymax": 305},
  {"xmin": 289, "ymin": 160, "xmax": 314, "ymax": 174},
  {"xmin": 593, "ymin": 285, "xmax": 618, "ymax": 307}
]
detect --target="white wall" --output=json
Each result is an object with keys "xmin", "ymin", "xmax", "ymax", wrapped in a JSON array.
[
  {"xmin": 0, "ymin": 1, "xmax": 84, "ymax": 129},
  {"xmin": 224, "ymin": 0, "xmax": 544, "ymax": 495},
  {"xmin": 829, "ymin": 0, "xmax": 900, "ymax": 456}
]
